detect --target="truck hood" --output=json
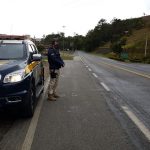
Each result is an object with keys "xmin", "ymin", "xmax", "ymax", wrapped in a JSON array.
[
  {"xmin": 0, "ymin": 59, "xmax": 27, "ymax": 74},
  {"xmin": 0, "ymin": 60, "xmax": 10, "ymax": 66}
]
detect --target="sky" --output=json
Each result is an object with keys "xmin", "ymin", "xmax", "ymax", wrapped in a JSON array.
[{"xmin": 0, "ymin": 0, "xmax": 150, "ymax": 38}]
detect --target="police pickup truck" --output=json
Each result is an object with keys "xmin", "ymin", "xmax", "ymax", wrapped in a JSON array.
[{"xmin": 0, "ymin": 35, "xmax": 44, "ymax": 117}]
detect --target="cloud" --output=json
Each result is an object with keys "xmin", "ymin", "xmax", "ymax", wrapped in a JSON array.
[{"xmin": 0, "ymin": 0, "xmax": 149, "ymax": 37}]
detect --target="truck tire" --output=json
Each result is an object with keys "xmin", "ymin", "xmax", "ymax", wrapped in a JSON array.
[{"xmin": 22, "ymin": 82, "xmax": 36, "ymax": 118}]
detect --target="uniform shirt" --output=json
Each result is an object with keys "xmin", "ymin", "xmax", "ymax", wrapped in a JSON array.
[{"xmin": 48, "ymin": 48, "xmax": 64, "ymax": 70}]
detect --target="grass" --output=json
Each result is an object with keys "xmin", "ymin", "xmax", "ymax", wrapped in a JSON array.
[
  {"xmin": 42, "ymin": 57, "xmax": 48, "ymax": 62},
  {"xmin": 42, "ymin": 51, "xmax": 74, "ymax": 62},
  {"xmin": 60, "ymin": 51, "xmax": 74, "ymax": 60},
  {"xmin": 124, "ymin": 28, "xmax": 150, "ymax": 50}
]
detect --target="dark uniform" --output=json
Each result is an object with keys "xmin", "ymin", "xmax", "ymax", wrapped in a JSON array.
[{"xmin": 47, "ymin": 46, "xmax": 64, "ymax": 100}]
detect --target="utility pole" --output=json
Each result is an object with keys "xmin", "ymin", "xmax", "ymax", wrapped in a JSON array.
[{"xmin": 144, "ymin": 34, "xmax": 148, "ymax": 57}]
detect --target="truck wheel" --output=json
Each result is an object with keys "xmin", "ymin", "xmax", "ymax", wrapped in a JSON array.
[
  {"xmin": 39, "ymin": 69, "xmax": 44, "ymax": 86},
  {"xmin": 41, "ymin": 74, "xmax": 44, "ymax": 93},
  {"xmin": 23, "ymin": 83, "xmax": 36, "ymax": 118}
]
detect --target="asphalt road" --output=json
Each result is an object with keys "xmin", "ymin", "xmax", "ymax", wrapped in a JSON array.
[
  {"xmin": 78, "ymin": 51, "xmax": 150, "ymax": 124},
  {"xmin": 0, "ymin": 53, "xmax": 149, "ymax": 150},
  {"xmin": 78, "ymin": 51, "xmax": 150, "ymax": 148},
  {"xmin": 31, "ymin": 58, "xmax": 137, "ymax": 150}
]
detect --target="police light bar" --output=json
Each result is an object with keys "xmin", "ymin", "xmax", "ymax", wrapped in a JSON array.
[{"xmin": 0, "ymin": 34, "xmax": 30, "ymax": 40}]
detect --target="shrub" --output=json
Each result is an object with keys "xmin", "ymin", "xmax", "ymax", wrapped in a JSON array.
[{"xmin": 37, "ymin": 45, "xmax": 45, "ymax": 52}]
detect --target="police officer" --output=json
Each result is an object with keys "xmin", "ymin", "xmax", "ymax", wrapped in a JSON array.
[{"xmin": 47, "ymin": 40, "xmax": 64, "ymax": 101}]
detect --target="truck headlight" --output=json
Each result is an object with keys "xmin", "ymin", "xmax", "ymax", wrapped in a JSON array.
[{"xmin": 3, "ymin": 69, "xmax": 25, "ymax": 83}]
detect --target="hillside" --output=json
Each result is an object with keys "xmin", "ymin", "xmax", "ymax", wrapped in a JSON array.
[
  {"xmin": 125, "ymin": 27, "xmax": 150, "ymax": 58},
  {"xmin": 95, "ymin": 15, "xmax": 150, "ymax": 62},
  {"xmin": 124, "ymin": 16, "xmax": 150, "ymax": 60}
]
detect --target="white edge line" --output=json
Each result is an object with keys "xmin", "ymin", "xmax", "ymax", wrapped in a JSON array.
[
  {"xmin": 21, "ymin": 78, "xmax": 50, "ymax": 150},
  {"xmin": 78, "ymin": 54, "xmax": 150, "ymax": 141},
  {"xmin": 92, "ymin": 73, "xmax": 98, "ymax": 78},
  {"xmin": 122, "ymin": 106, "xmax": 150, "ymax": 141},
  {"xmin": 80, "ymin": 57, "xmax": 84, "ymax": 64},
  {"xmin": 80, "ymin": 56, "xmax": 88, "ymax": 66},
  {"xmin": 100, "ymin": 82, "xmax": 110, "ymax": 92}
]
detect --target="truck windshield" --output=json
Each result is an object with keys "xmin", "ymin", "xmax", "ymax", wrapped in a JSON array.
[{"xmin": 0, "ymin": 43, "xmax": 25, "ymax": 60}]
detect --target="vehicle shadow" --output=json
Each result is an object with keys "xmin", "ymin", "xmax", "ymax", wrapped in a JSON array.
[{"xmin": 0, "ymin": 108, "xmax": 22, "ymax": 141}]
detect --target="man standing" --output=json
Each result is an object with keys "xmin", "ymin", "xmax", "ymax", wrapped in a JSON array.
[{"xmin": 47, "ymin": 40, "xmax": 64, "ymax": 101}]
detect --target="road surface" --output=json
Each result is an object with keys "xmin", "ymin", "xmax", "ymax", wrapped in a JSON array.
[{"xmin": 0, "ymin": 52, "xmax": 149, "ymax": 150}]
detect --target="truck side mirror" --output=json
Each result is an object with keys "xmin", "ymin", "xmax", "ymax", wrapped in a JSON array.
[{"xmin": 32, "ymin": 54, "xmax": 42, "ymax": 61}]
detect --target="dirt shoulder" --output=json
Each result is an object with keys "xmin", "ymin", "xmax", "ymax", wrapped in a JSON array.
[{"xmin": 43, "ymin": 61, "xmax": 49, "ymax": 80}]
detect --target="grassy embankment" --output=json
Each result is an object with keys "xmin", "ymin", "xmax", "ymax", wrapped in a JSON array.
[
  {"xmin": 60, "ymin": 51, "xmax": 74, "ymax": 60},
  {"xmin": 42, "ymin": 51, "xmax": 74, "ymax": 62},
  {"xmin": 93, "ymin": 16, "xmax": 150, "ymax": 63}
]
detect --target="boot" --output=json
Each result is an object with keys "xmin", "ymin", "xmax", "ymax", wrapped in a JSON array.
[
  {"xmin": 53, "ymin": 93, "xmax": 60, "ymax": 98},
  {"xmin": 48, "ymin": 94, "xmax": 56, "ymax": 101}
]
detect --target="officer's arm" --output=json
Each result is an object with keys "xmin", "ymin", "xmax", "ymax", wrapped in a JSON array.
[{"xmin": 55, "ymin": 56, "xmax": 64, "ymax": 66}]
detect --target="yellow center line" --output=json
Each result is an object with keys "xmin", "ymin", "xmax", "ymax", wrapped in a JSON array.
[{"xmin": 100, "ymin": 61, "xmax": 150, "ymax": 79}]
